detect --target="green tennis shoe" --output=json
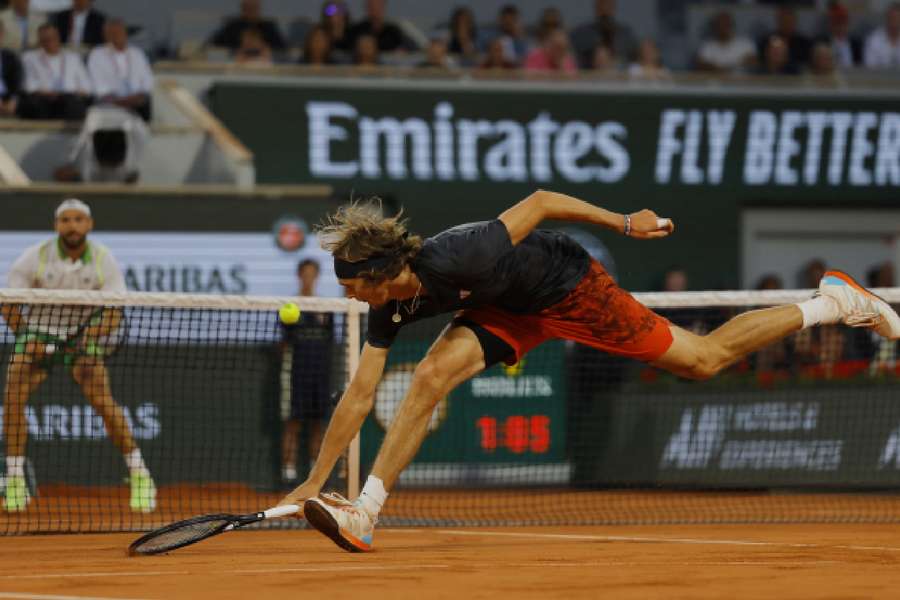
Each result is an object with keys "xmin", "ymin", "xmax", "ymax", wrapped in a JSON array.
[
  {"xmin": 129, "ymin": 470, "xmax": 157, "ymax": 513},
  {"xmin": 3, "ymin": 476, "xmax": 30, "ymax": 512}
]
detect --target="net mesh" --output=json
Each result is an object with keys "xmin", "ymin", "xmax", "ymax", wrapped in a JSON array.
[{"xmin": 3, "ymin": 288, "xmax": 900, "ymax": 534}]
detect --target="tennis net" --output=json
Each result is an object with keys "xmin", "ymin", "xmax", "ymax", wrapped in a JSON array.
[{"xmin": 3, "ymin": 287, "xmax": 900, "ymax": 534}]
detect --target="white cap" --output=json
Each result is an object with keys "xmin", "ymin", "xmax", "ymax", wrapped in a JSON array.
[{"xmin": 55, "ymin": 198, "xmax": 91, "ymax": 219}]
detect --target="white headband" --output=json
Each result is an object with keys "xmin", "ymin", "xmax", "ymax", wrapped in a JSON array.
[{"xmin": 55, "ymin": 198, "xmax": 91, "ymax": 218}]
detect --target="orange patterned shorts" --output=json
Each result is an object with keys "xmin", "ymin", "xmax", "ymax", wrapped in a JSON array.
[{"xmin": 460, "ymin": 260, "xmax": 673, "ymax": 365}]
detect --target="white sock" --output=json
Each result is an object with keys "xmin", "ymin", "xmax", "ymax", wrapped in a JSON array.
[
  {"xmin": 357, "ymin": 475, "xmax": 388, "ymax": 517},
  {"xmin": 6, "ymin": 456, "xmax": 24, "ymax": 478},
  {"xmin": 125, "ymin": 448, "xmax": 148, "ymax": 473},
  {"xmin": 797, "ymin": 296, "xmax": 840, "ymax": 329},
  {"xmin": 282, "ymin": 464, "xmax": 297, "ymax": 481}
]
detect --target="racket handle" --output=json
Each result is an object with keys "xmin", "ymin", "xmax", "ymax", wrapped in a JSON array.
[{"xmin": 264, "ymin": 504, "xmax": 300, "ymax": 519}]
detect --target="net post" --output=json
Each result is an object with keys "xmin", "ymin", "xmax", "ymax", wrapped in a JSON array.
[{"xmin": 346, "ymin": 301, "xmax": 362, "ymax": 499}]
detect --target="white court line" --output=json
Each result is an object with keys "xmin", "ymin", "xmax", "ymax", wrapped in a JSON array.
[
  {"xmin": 0, "ymin": 564, "xmax": 450, "ymax": 582},
  {"xmin": 0, "ymin": 593, "xmax": 153, "ymax": 600},
  {"xmin": 427, "ymin": 529, "xmax": 900, "ymax": 552}
]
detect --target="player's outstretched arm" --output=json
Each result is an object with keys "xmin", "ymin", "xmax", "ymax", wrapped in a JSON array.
[
  {"xmin": 498, "ymin": 189, "xmax": 674, "ymax": 245},
  {"xmin": 278, "ymin": 342, "xmax": 389, "ymax": 509}
]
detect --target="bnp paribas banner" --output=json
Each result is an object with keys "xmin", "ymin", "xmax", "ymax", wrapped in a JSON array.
[{"xmin": 211, "ymin": 82, "xmax": 900, "ymax": 192}]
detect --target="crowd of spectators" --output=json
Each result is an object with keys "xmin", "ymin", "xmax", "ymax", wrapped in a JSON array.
[
  {"xmin": 198, "ymin": 0, "xmax": 900, "ymax": 78},
  {"xmin": 0, "ymin": 0, "xmax": 154, "ymax": 121}
]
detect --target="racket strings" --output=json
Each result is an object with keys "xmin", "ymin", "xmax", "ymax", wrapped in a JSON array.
[{"xmin": 131, "ymin": 518, "xmax": 231, "ymax": 554}]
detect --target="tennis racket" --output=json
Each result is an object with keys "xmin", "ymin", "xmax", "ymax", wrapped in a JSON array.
[{"xmin": 128, "ymin": 504, "xmax": 300, "ymax": 556}]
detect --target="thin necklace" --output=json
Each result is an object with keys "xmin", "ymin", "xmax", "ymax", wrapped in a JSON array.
[{"xmin": 392, "ymin": 282, "xmax": 422, "ymax": 323}]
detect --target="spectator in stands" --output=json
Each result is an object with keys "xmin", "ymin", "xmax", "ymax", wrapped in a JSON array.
[
  {"xmin": 302, "ymin": 24, "xmax": 334, "ymax": 66},
  {"xmin": 590, "ymin": 44, "xmax": 616, "ymax": 73},
  {"xmin": 628, "ymin": 39, "xmax": 670, "ymax": 80},
  {"xmin": 0, "ymin": 0, "xmax": 45, "ymax": 51},
  {"xmin": 816, "ymin": 2, "xmax": 861, "ymax": 69},
  {"xmin": 353, "ymin": 33, "xmax": 379, "ymax": 67},
  {"xmin": 87, "ymin": 19, "xmax": 153, "ymax": 122},
  {"xmin": 756, "ymin": 35, "xmax": 799, "ymax": 75},
  {"xmin": 755, "ymin": 273, "xmax": 784, "ymax": 290},
  {"xmin": 234, "ymin": 26, "xmax": 273, "ymax": 65},
  {"xmin": 50, "ymin": 0, "xmax": 105, "ymax": 49},
  {"xmin": 209, "ymin": 0, "xmax": 286, "ymax": 54},
  {"xmin": 321, "ymin": 0, "xmax": 352, "ymax": 53},
  {"xmin": 752, "ymin": 274, "xmax": 789, "ymax": 376},
  {"xmin": 864, "ymin": 2, "xmax": 900, "ymax": 69},
  {"xmin": 758, "ymin": 6, "xmax": 810, "ymax": 72},
  {"xmin": 0, "ymin": 20, "xmax": 23, "ymax": 116},
  {"xmin": 18, "ymin": 23, "xmax": 92, "ymax": 120},
  {"xmin": 477, "ymin": 37, "xmax": 517, "ymax": 71},
  {"xmin": 571, "ymin": 0, "xmax": 637, "ymax": 69},
  {"xmin": 446, "ymin": 6, "xmax": 479, "ymax": 66},
  {"xmin": 347, "ymin": 0, "xmax": 414, "ymax": 53},
  {"xmin": 809, "ymin": 42, "xmax": 838, "ymax": 77},
  {"xmin": 533, "ymin": 7, "xmax": 564, "ymax": 45},
  {"xmin": 280, "ymin": 259, "xmax": 332, "ymax": 487},
  {"xmin": 798, "ymin": 258, "xmax": 827, "ymax": 288},
  {"xmin": 55, "ymin": 104, "xmax": 149, "ymax": 183},
  {"xmin": 524, "ymin": 28, "xmax": 577, "ymax": 75},
  {"xmin": 696, "ymin": 11, "xmax": 757, "ymax": 74},
  {"xmin": 418, "ymin": 36, "xmax": 453, "ymax": 70},
  {"xmin": 481, "ymin": 5, "xmax": 528, "ymax": 65}
]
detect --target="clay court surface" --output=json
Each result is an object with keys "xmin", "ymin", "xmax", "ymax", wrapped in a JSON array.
[{"xmin": 1, "ymin": 524, "xmax": 900, "ymax": 600}]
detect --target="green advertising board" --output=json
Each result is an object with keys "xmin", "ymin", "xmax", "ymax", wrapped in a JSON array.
[{"xmin": 210, "ymin": 80, "xmax": 900, "ymax": 291}]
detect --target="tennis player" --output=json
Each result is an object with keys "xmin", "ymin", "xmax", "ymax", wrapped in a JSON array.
[
  {"xmin": 280, "ymin": 190, "xmax": 900, "ymax": 552},
  {"xmin": 1, "ymin": 199, "xmax": 156, "ymax": 513}
]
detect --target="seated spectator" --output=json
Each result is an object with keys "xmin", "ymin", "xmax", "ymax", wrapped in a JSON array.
[
  {"xmin": 590, "ymin": 44, "xmax": 616, "ymax": 73},
  {"xmin": 50, "ymin": 0, "xmax": 105, "ymax": 49},
  {"xmin": 446, "ymin": 6, "xmax": 478, "ymax": 66},
  {"xmin": 533, "ymin": 7, "xmax": 563, "ymax": 45},
  {"xmin": 0, "ymin": 21, "xmax": 23, "ymax": 116},
  {"xmin": 302, "ymin": 24, "xmax": 334, "ymax": 66},
  {"xmin": 234, "ymin": 27, "xmax": 273, "ymax": 65},
  {"xmin": 755, "ymin": 273, "xmax": 783, "ymax": 290},
  {"xmin": 87, "ymin": 18, "xmax": 153, "ymax": 122},
  {"xmin": 570, "ymin": 0, "xmax": 637, "ymax": 69},
  {"xmin": 481, "ymin": 5, "xmax": 528, "ymax": 64},
  {"xmin": 347, "ymin": 0, "xmax": 415, "ymax": 53},
  {"xmin": 864, "ymin": 2, "xmax": 900, "ymax": 69},
  {"xmin": 798, "ymin": 258, "xmax": 826, "ymax": 289},
  {"xmin": 628, "ymin": 39, "xmax": 670, "ymax": 80},
  {"xmin": 816, "ymin": 2, "xmax": 861, "ymax": 69},
  {"xmin": 757, "ymin": 6, "xmax": 810, "ymax": 72},
  {"xmin": 209, "ymin": 0, "xmax": 286, "ymax": 53},
  {"xmin": 55, "ymin": 105, "xmax": 148, "ymax": 183},
  {"xmin": 353, "ymin": 33, "xmax": 379, "ymax": 67},
  {"xmin": 19, "ymin": 23, "xmax": 92, "ymax": 120},
  {"xmin": 524, "ymin": 29, "xmax": 577, "ymax": 75},
  {"xmin": 809, "ymin": 42, "xmax": 837, "ymax": 77},
  {"xmin": 478, "ymin": 37, "xmax": 517, "ymax": 71},
  {"xmin": 756, "ymin": 35, "xmax": 799, "ymax": 75},
  {"xmin": 752, "ymin": 273, "xmax": 789, "ymax": 374},
  {"xmin": 0, "ymin": 0, "xmax": 46, "ymax": 51},
  {"xmin": 418, "ymin": 37, "xmax": 453, "ymax": 70},
  {"xmin": 696, "ymin": 11, "xmax": 757, "ymax": 73},
  {"xmin": 321, "ymin": 0, "xmax": 352, "ymax": 53}
]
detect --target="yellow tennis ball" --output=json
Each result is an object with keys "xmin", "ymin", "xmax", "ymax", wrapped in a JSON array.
[{"xmin": 279, "ymin": 302, "xmax": 301, "ymax": 325}]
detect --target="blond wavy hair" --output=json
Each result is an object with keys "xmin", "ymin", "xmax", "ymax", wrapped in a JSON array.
[{"xmin": 318, "ymin": 200, "xmax": 423, "ymax": 281}]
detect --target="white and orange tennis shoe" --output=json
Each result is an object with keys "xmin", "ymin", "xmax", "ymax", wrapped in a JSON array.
[
  {"xmin": 304, "ymin": 493, "xmax": 375, "ymax": 552},
  {"xmin": 819, "ymin": 270, "xmax": 900, "ymax": 339}
]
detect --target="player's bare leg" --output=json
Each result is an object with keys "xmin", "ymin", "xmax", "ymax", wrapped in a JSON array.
[
  {"xmin": 653, "ymin": 270, "xmax": 900, "ymax": 380},
  {"xmin": 304, "ymin": 325, "xmax": 487, "ymax": 552},
  {"xmin": 73, "ymin": 356, "xmax": 156, "ymax": 512},
  {"xmin": 2, "ymin": 355, "xmax": 48, "ymax": 511},
  {"xmin": 652, "ymin": 305, "xmax": 803, "ymax": 380}
]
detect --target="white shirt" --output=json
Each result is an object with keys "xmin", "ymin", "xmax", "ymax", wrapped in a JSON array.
[
  {"xmin": 7, "ymin": 238, "xmax": 126, "ymax": 335},
  {"xmin": 864, "ymin": 28, "xmax": 900, "ymax": 68},
  {"xmin": 70, "ymin": 10, "xmax": 88, "ymax": 47},
  {"xmin": 22, "ymin": 48, "xmax": 93, "ymax": 94},
  {"xmin": 831, "ymin": 37, "xmax": 854, "ymax": 68},
  {"xmin": 697, "ymin": 36, "xmax": 756, "ymax": 72},
  {"xmin": 87, "ymin": 45, "xmax": 154, "ymax": 98}
]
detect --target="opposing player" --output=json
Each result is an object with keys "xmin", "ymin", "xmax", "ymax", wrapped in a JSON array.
[
  {"xmin": 1, "ymin": 199, "xmax": 156, "ymax": 512},
  {"xmin": 280, "ymin": 190, "xmax": 900, "ymax": 552}
]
